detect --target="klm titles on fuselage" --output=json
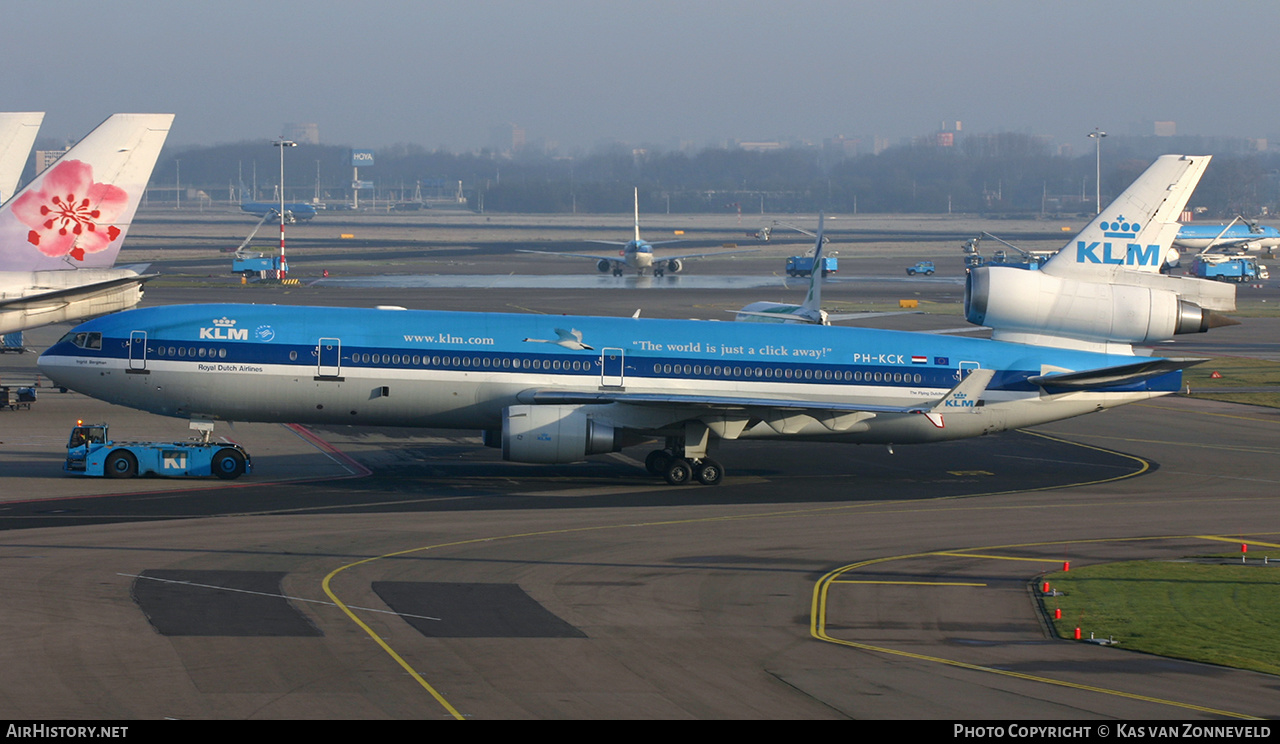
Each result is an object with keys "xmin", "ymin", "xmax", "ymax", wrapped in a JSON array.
[
  {"xmin": 200, "ymin": 317, "xmax": 248, "ymax": 341},
  {"xmin": 1075, "ymin": 217, "xmax": 1160, "ymax": 267}
]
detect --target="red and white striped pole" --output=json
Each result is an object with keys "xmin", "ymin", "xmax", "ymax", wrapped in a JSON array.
[{"xmin": 274, "ymin": 139, "xmax": 297, "ymax": 280}]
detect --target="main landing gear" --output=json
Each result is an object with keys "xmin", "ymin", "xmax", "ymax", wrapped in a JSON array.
[{"xmin": 644, "ymin": 448, "xmax": 724, "ymax": 486}]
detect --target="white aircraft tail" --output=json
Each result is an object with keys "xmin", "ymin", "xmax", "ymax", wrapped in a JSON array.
[
  {"xmin": 633, "ymin": 187, "xmax": 641, "ymax": 242},
  {"xmin": 0, "ymin": 113, "xmax": 174, "ymax": 271},
  {"xmin": 0, "ymin": 112, "xmax": 43, "ymax": 204},
  {"xmin": 1042, "ymin": 154, "xmax": 1210, "ymax": 278}
]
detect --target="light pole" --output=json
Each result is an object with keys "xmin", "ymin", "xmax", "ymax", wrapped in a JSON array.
[
  {"xmin": 1088, "ymin": 128, "xmax": 1106, "ymax": 214},
  {"xmin": 274, "ymin": 139, "xmax": 296, "ymax": 279}
]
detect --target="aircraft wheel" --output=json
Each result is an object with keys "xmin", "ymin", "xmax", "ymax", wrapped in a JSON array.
[
  {"xmin": 654, "ymin": 270, "xmax": 664, "ymax": 277},
  {"xmin": 694, "ymin": 458, "xmax": 724, "ymax": 486},
  {"xmin": 645, "ymin": 449, "xmax": 672, "ymax": 476},
  {"xmin": 663, "ymin": 457, "xmax": 693, "ymax": 486},
  {"xmin": 212, "ymin": 449, "xmax": 246, "ymax": 480},
  {"xmin": 105, "ymin": 451, "xmax": 138, "ymax": 479}
]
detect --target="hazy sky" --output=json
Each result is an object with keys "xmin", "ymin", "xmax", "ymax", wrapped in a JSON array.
[{"xmin": 7, "ymin": 1, "xmax": 1279, "ymax": 152}]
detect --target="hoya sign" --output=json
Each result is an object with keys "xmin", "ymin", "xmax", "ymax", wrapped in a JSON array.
[{"xmin": 1074, "ymin": 241, "xmax": 1161, "ymax": 267}]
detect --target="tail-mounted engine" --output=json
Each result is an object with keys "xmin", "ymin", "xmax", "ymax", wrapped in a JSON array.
[{"xmin": 965, "ymin": 266, "xmax": 1234, "ymax": 347}]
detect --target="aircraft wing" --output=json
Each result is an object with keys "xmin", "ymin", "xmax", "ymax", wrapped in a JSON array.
[
  {"xmin": 516, "ymin": 248, "xmax": 627, "ymax": 263},
  {"xmin": 825, "ymin": 310, "xmax": 922, "ymax": 322},
  {"xmin": 0, "ymin": 274, "xmax": 156, "ymax": 311},
  {"xmin": 521, "ymin": 388, "xmax": 929, "ymax": 415},
  {"xmin": 656, "ymin": 248, "xmax": 761, "ymax": 262}
]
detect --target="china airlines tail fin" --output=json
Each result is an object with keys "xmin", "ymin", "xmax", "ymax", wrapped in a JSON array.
[
  {"xmin": 1041, "ymin": 154, "xmax": 1209, "ymax": 278},
  {"xmin": 0, "ymin": 113, "xmax": 174, "ymax": 271},
  {"xmin": 0, "ymin": 112, "xmax": 43, "ymax": 204}
]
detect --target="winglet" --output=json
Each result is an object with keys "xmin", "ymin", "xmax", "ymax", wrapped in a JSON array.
[{"xmin": 802, "ymin": 212, "xmax": 826, "ymax": 321}]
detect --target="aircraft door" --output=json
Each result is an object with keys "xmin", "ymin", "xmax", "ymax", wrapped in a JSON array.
[
  {"xmin": 317, "ymin": 338, "xmax": 342, "ymax": 378},
  {"xmin": 128, "ymin": 331, "xmax": 148, "ymax": 371},
  {"xmin": 958, "ymin": 360, "xmax": 981, "ymax": 380},
  {"xmin": 601, "ymin": 347, "xmax": 624, "ymax": 387}
]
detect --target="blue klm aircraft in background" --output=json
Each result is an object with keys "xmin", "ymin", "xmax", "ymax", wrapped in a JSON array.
[{"xmin": 1174, "ymin": 219, "xmax": 1280, "ymax": 253}]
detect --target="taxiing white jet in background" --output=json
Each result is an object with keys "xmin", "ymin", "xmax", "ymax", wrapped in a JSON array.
[{"xmin": 518, "ymin": 187, "xmax": 755, "ymax": 276}]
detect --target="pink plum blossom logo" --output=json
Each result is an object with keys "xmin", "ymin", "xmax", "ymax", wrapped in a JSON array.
[{"xmin": 11, "ymin": 160, "xmax": 128, "ymax": 262}]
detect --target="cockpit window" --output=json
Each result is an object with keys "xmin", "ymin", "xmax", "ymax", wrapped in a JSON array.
[{"xmin": 59, "ymin": 332, "xmax": 103, "ymax": 350}]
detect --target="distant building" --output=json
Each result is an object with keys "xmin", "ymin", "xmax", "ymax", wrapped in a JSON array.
[
  {"xmin": 824, "ymin": 135, "xmax": 860, "ymax": 158},
  {"xmin": 736, "ymin": 141, "xmax": 784, "ymax": 151},
  {"xmin": 283, "ymin": 123, "xmax": 320, "ymax": 145},
  {"xmin": 1153, "ymin": 121, "xmax": 1176, "ymax": 137},
  {"xmin": 35, "ymin": 148, "xmax": 68, "ymax": 171}
]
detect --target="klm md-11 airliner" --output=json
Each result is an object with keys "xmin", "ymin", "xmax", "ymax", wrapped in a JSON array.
[{"xmin": 38, "ymin": 155, "xmax": 1233, "ymax": 486}]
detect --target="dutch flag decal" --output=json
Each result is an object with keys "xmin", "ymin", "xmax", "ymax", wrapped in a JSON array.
[{"xmin": 911, "ymin": 355, "xmax": 928, "ymax": 365}]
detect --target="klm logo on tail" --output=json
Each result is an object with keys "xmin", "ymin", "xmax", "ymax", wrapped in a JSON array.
[{"xmin": 1074, "ymin": 215, "xmax": 1161, "ymax": 267}]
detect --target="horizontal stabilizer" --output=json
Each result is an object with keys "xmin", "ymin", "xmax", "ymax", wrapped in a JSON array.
[
  {"xmin": 1029, "ymin": 357, "xmax": 1206, "ymax": 390},
  {"xmin": 931, "ymin": 368, "xmax": 995, "ymax": 413}
]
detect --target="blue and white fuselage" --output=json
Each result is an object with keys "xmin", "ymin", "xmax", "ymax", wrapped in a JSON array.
[{"xmin": 39, "ymin": 303, "xmax": 1189, "ymax": 481}]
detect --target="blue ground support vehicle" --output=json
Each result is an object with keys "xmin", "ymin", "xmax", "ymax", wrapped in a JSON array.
[
  {"xmin": 786, "ymin": 254, "xmax": 838, "ymax": 277},
  {"xmin": 1, "ymin": 332, "xmax": 27, "ymax": 353},
  {"xmin": 1191, "ymin": 255, "xmax": 1269, "ymax": 282},
  {"xmin": 906, "ymin": 261, "xmax": 935, "ymax": 276},
  {"xmin": 64, "ymin": 422, "xmax": 251, "ymax": 480},
  {"xmin": 232, "ymin": 252, "xmax": 288, "ymax": 278}
]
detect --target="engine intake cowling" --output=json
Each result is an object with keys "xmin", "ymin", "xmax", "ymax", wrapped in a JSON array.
[
  {"xmin": 501, "ymin": 405, "xmax": 620, "ymax": 463},
  {"xmin": 965, "ymin": 266, "xmax": 1217, "ymax": 345}
]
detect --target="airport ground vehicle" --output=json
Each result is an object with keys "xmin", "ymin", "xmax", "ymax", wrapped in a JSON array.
[
  {"xmin": 786, "ymin": 254, "xmax": 837, "ymax": 277},
  {"xmin": 906, "ymin": 261, "xmax": 935, "ymax": 276},
  {"xmin": 1, "ymin": 386, "xmax": 35, "ymax": 410},
  {"xmin": 232, "ymin": 252, "xmax": 287, "ymax": 278},
  {"xmin": 64, "ymin": 422, "xmax": 251, "ymax": 479},
  {"xmin": 1, "ymin": 333, "xmax": 26, "ymax": 353},
  {"xmin": 1190, "ymin": 255, "xmax": 1269, "ymax": 282}
]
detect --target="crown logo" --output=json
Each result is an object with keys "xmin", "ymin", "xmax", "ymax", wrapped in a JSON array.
[
  {"xmin": 213, "ymin": 317, "xmax": 237, "ymax": 327},
  {"xmin": 1100, "ymin": 215, "xmax": 1140, "ymax": 239}
]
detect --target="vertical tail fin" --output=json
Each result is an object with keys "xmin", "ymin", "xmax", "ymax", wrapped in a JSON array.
[
  {"xmin": 0, "ymin": 113, "xmax": 174, "ymax": 271},
  {"xmin": 1042, "ymin": 154, "xmax": 1210, "ymax": 277},
  {"xmin": 0, "ymin": 112, "xmax": 44, "ymax": 205},
  {"xmin": 633, "ymin": 186, "xmax": 641, "ymax": 242}
]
